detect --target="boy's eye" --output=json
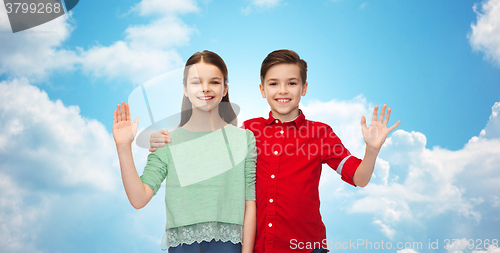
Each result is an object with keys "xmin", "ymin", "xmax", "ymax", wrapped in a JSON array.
[
  {"xmin": 289, "ymin": 82, "xmax": 297, "ymax": 85},
  {"xmin": 269, "ymin": 82, "xmax": 277, "ymax": 86},
  {"xmin": 211, "ymin": 81, "xmax": 220, "ymax": 84}
]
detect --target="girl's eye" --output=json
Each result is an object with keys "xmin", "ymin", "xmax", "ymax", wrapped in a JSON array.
[
  {"xmin": 191, "ymin": 81, "xmax": 200, "ymax": 85},
  {"xmin": 211, "ymin": 81, "xmax": 220, "ymax": 84},
  {"xmin": 269, "ymin": 82, "xmax": 277, "ymax": 86}
]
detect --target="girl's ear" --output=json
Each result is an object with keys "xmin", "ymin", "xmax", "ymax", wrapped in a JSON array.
[
  {"xmin": 223, "ymin": 84, "xmax": 228, "ymax": 98},
  {"xmin": 184, "ymin": 86, "xmax": 188, "ymax": 97}
]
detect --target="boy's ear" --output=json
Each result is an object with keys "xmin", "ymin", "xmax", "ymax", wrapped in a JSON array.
[
  {"xmin": 259, "ymin": 83, "xmax": 266, "ymax": 98},
  {"xmin": 301, "ymin": 81, "xmax": 308, "ymax": 96}
]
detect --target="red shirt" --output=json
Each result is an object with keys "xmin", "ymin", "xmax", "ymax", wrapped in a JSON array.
[{"xmin": 243, "ymin": 110, "xmax": 362, "ymax": 253}]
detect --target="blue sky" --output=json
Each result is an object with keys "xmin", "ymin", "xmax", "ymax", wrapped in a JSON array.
[{"xmin": 1, "ymin": 0, "xmax": 500, "ymax": 252}]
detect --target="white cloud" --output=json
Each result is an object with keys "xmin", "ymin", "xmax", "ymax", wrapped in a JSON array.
[
  {"xmin": 348, "ymin": 124, "xmax": 500, "ymax": 229},
  {"xmin": 0, "ymin": 78, "xmax": 125, "ymax": 251},
  {"xmin": 305, "ymin": 96, "xmax": 500, "ymax": 240},
  {"xmin": 251, "ymin": 0, "xmax": 282, "ymax": 8},
  {"xmin": 78, "ymin": 0, "xmax": 199, "ymax": 84},
  {"xmin": 0, "ymin": 0, "xmax": 78, "ymax": 82},
  {"xmin": 125, "ymin": 16, "xmax": 195, "ymax": 50},
  {"xmin": 79, "ymin": 42, "xmax": 184, "ymax": 85},
  {"xmin": 78, "ymin": 0, "xmax": 202, "ymax": 84},
  {"xmin": 492, "ymin": 195, "xmax": 500, "ymax": 207},
  {"xmin": 398, "ymin": 249, "xmax": 419, "ymax": 253},
  {"xmin": 242, "ymin": 0, "xmax": 282, "ymax": 15},
  {"xmin": 469, "ymin": 0, "xmax": 500, "ymax": 66},
  {"xmin": 373, "ymin": 219, "xmax": 396, "ymax": 239},
  {"xmin": 472, "ymin": 246, "xmax": 500, "ymax": 253},
  {"xmin": 132, "ymin": 0, "xmax": 199, "ymax": 16},
  {"xmin": 0, "ymin": 172, "xmax": 46, "ymax": 253},
  {"xmin": 479, "ymin": 102, "xmax": 500, "ymax": 139},
  {"xmin": 0, "ymin": 78, "xmax": 119, "ymax": 192},
  {"xmin": 0, "ymin": 78, "xmax": 162, "ymax": 252},
  {"xmin": 0, "ymin": 0, "xmax": 198, "ymax": 84}
]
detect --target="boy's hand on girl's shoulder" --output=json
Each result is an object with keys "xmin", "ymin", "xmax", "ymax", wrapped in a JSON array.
[
  {"xmin": 148, "ymin": 129, "xmax": 172, "ymax": 152},
  {"xmin": 361, "ymin": 104, "xmax": 401, "ymax": 152},
  {"xmin": 112, "ymin": 101, "xmax": 139, "ymax": 147}
]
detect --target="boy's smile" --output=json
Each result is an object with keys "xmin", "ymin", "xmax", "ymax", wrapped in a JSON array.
[{"xmin": 260, "ymin": 64, "xmax": 308, "ymax": 122}]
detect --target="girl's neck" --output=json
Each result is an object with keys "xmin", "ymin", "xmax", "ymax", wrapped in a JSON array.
[{"xmin": 182, "ymin": 106, "xmax": 228, "ymax": 132}]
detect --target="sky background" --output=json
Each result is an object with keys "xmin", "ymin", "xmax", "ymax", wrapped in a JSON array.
[{"xmin": 1, "ymin": 0, "xmax": 500, "ymax": 252}]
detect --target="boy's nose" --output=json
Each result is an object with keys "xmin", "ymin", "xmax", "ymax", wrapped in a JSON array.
[{"xmin": 278, "ymin": 84, "xmax": 288, "ymax": 94}]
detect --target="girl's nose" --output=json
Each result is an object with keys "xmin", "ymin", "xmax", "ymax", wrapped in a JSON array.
[{"xmin": 201, "ymin": 82, "xmax": 210, "ymax": 92}]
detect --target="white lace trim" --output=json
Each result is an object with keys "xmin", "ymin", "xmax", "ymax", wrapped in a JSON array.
[{"xmin": 161, "ymin": 222, "xmax": 242, "ymax": 250}]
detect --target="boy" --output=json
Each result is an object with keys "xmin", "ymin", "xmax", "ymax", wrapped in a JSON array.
[{"xmin": 149, "ymin": 50, "xmax": 400, "ymax": 252}]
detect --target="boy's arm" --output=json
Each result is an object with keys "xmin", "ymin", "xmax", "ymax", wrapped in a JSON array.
[
  {"xmin": 353, "ymin": 146, "xmax": 379, "ymax": 187},
  {"xmin": 354, "ymin": 104, "xmax": 400, "ymax": 187},
  {"xmin": 148, "ymin": 120, "xmax": 253, "ymax": 152},
  {"xmin": 242, "ymin": 200, "xmax": 256, "ymax": 253},
  {"xmin": 113, "ymin": 102, "xmax": 154, "ymax": 209},
  {"xmin": 149, "ymin": 129, "xmax": 171, "ymax": 152}
]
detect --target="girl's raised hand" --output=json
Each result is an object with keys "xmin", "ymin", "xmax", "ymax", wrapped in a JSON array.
[
  {"xmin": 113, "ymin": 102, "xmax": 139, "ymax": 147},
  {"xmin": 361, "ymin": 104, "xmax": 400, "ymax": 152}
]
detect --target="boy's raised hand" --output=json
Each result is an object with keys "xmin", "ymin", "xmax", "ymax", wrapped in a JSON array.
[
  {"xmin": 113, "ymin": 102, "xmax": 139, "ymax": 147},
  {"xmin": 361, "ymin": 104, "xmax": 400, "ymax": 152},
  {"xmin": 149, "ymin": 129, "xmax": 171, "ymax": 152}
]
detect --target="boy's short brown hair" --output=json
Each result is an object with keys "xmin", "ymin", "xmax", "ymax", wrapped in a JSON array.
[{"xmin": 260, "ymin": 49, "xmax": 308, "ymax": 84}]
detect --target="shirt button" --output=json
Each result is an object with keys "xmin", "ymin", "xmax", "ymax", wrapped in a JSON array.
[
  {"xmin": 268, "ymin": 223, "xmax": 273, "ymax": 227},
  {"xmin": 280, "ymin": 130, "xmax": 284, "ymax": 134},
  {"xmin": 269, "ymin": 199, "xmax": 274, "ymax": 203},
  {"xmin": 275, "ymin": 120, "xmax": 279, "ymax": 124},
  {"xmin": 271, "ymin": 174, "xmax": 275, "ymax": 179},
  {"xmin": 273, "ymin": 151, "xmax": 278, "ymax": 155}
]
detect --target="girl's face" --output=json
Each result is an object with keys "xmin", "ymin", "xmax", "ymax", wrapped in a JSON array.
[{"xmin": 184, "ymin": 61, "xmax": 227, "ymax": 112}]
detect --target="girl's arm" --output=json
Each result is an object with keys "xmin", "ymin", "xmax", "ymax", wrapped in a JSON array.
[
  {"xmin": 242, "ymin": 200, "xmax": 256, "ymax": 253},
  {"xmin": 113, "ymin": 102, "xmax": 154, "ymax": 209},
  {"xmin": 242, "ymin": 130, "xmax": 257, "ymax": 253},
  {"xmin": 354, "ymin": 104, "xmax": 400, "ymax": 187},
  {"xmin": 116, "ymin": 144, "xmax": 154, "ymax": 209}
]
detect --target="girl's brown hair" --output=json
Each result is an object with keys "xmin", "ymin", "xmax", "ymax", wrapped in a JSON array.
[{"xmin": 179, "ymin": 50, "xmax": 237, "ymax": 127}]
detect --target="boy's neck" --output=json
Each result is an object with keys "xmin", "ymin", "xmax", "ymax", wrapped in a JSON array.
[{"xmin": 271, "ymin": 107, "xmax": 300, "ymax": 122}]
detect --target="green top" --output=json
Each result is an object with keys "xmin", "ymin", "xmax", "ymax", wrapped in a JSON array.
[{"xmin": 140, "ymin": 124, "xmax": 257, "ymax": 229}]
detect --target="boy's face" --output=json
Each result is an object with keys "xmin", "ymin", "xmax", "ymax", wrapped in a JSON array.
[{"xmin": 260, "ymin": 63, "xmax": 308, "ymax": 122}]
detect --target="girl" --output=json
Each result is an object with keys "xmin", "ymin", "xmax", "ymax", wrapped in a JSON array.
[{"xmin": 112, "ymin": 50, "xmax": 257, "ymax": 253}]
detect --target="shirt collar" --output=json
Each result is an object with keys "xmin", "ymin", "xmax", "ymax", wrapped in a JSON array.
[{"xmin": 265, "ymin": 109, "xmax": 306, "ymax": 128}]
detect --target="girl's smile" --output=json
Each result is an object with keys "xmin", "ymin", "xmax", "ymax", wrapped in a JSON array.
[{"xmin": 198, "ymin": 96, "xmax": 215, "ymax": 101}]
